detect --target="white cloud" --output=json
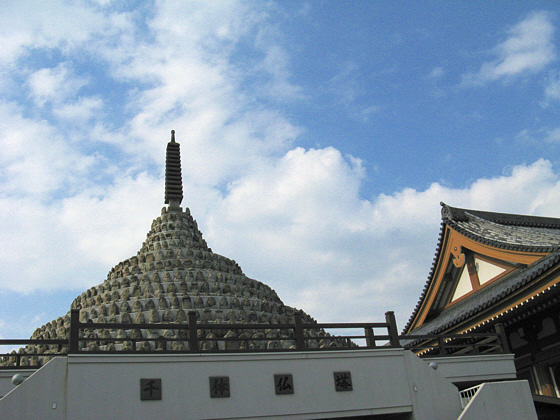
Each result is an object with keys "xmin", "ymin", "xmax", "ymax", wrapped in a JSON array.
[
  {"xmin": 462, "ymin": 11, "xmax": 556, "ymax": 86},
  {"xmin": 54, "ymin": 96, "xmax": 104, "ymax": 122},
  {"xmin": 27, "ymin": 64, "xmax": 89, "ymax": 106},
  {"xmin": 0, "ymin": 101, "xmax": 102, "ymax": 197},
  {"xmin": 544, "ymin": 71, "xmax": 560, "ymax": 102},
  {"xmin": 199, "ymin": 155, "xmax": 560, "ymax": 326},
  {"xmin": 75, "ymin": 1, "xmax": 305, "ymax": 186},
  {"xmin": 254, "ymin": 28, "xmax": 304, "ymax": 101},
  {"xmin": 545, "ymin": 127, "xmax": 560, "ymax": 143},
  {"xmin": 327, "ymin": 62, "xmax": 361, "ymax": 106},
  {"xmin": 0, "ymin": 0, "xmax": 113, "ymax": 66},
  {"xmin": 2, "ymin": 1, "xmax": 303, "ymax": 189},
  {"xmin": 516, "ymin": 126, "xmax": 560, "ymax": 144},
  {"xmin": 326, "ymin": 62, "xmax": 380, "ymax": 121},
  {"xmin": 429, "ymin": 67, "xmax": 444, "ymax": 79},
  {"xmin": 0, "ymin": 173, "xmax": 162, "ymax": 293}
]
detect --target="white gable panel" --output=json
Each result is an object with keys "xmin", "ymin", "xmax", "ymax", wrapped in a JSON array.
[
  {"xmin": 475, "ymin": 257, "xmax": 506, "ymax": 285},
  {"xmin": 451, "ymin": 267, "xmax": 472, "ymax": 301}
]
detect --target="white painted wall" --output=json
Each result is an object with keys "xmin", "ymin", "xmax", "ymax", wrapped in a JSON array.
[
  {"xmin": 0, "ymin": 358, "xmax": 67, "ymax": 420},
  {"xmin": 64, "ymin": 349, "xmax": 419, "ymax": 419},
  {"xmin": 0, "ymin": 349, "xmax": 533, "ymax": 420},
  {"xmin": 403, "ymin": 351, "xmax": 461, "ymax": 420},
  {"xmin": 0, "ymin": 370, "xmax": 33, "ymax": 398},
  {"xmin": 458, "ymin": 380, "xmax": 537, "ymax": 420},
  {"xmin": 425, "ymin": 354, "xmax": 517, "ymax": 386}
]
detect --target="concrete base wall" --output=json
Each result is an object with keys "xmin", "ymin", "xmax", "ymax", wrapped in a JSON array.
[
  {"xmin": 458, "ymin": 380, "xmax": 537, "ymax": 420},
  {"xmin": 0, "ymin": 370, "xmax": 34, "ymax": 398},
  {"xmin": 0, "ymin": 358, "xmax": 67, "ymax": 420},
  {"xmin": 424, "ymin": 354, "xmax": 517, "ymax": 387},
  {"xmin": 403, "ymin": 351, "xmax": 461, "ymax": 420},
  {"xmin": 0, "ymin": 350, "xmax": 530, "ymax": 420},
  {"xmin": 63, "ymin": 349, "xmax": 421, "ymax": 419}
]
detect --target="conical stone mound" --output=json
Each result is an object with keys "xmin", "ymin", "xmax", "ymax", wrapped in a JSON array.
[
  {"xmin": 70, "ymin": 204, "xmax": 298, "ymax": 328},
  {"xmin": 1, "ymin": 132, "xmax": 347, "ymax": 367}
]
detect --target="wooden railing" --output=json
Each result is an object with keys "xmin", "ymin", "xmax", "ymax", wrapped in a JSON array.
[
  {"xmin": 0, "ymin": 310, "xmax": 510, "ymax": 369},
  {"xmin": 69, "ymin": 310, "xmax": 400, "ymax": 354},
  {"xmin": 0, "ymin": 311, "xmax": 400, "ymax": 368}
]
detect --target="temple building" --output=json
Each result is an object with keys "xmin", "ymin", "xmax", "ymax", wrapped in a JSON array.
[
  {"xmin": 404, "ymin": 203, "xmax": 560, "ymax": 417},
  {"xmin": 0, "ymin": 133, "xmax": 540, "ymax": 419}
]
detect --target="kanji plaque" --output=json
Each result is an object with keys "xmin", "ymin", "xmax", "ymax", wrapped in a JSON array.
[
  {"xmin": 333, "ymin": 372, "xmax": 353, "ymax": 391},
  {"xmin": 210, "ymin": 376, "xmax": 230, "ymax": 398},
  {"xmin": 140, "ymin": 378, "xmax": 162, "ymax": 400},
  {"xmin": 274, "ymin": 374, "xmax": 294, "ymax": 395}
]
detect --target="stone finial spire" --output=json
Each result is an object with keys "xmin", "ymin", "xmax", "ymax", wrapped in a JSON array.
[{"xmin": 165, "ymin": 130, "xmax": 183, "ymax": 209}]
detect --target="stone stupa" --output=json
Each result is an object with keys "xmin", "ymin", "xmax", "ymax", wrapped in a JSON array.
[{"xmin": 3, "ymin": 131, "xmax": 345, "ymax": 367}]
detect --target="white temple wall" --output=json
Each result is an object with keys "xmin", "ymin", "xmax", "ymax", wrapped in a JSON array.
[
  {"xmin": 0, "ymin": 357, "xmax": 67, "ymax": 420},
  {"xmin": 0, "ymin": 370, "xmax": 33, "ymax": 398},
  {"xmin": 64, "ymin": 349, "xmax": 416, "ymax": 419},
  {"xmin": 1, "ymin": 349, "xmax": 533, "ymax": 420},
  {"xmin": 402, "ymin": 350, "xmax": 462, "ymax": 420},
  {"xmin": 458, "ymin": 380, "xmax": 537, "ymax": 420},
  {"xmin": 424, "ymin": 354, "xmax": 517, "ymax": 386}
]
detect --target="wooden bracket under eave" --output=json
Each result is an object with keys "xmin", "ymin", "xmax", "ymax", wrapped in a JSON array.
[{"xmin": 451, "ymin": 245, "xmax": 465, "ymax": 268}]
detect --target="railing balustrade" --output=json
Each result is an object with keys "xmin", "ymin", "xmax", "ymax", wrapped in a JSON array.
[
  {"xmin": 0, "ymin": 310, "xmax": 510, "ymax": 370},
  {"xmin": 0, "ymin": 311, "xmax": 399, "ymax": 368},
  {"xmin": 459, "ymin": 383, "xmax": 483, "ymax": 408}
]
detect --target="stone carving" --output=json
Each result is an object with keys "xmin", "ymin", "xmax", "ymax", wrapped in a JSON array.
[
  {"xmin": 162, "ymin": 309, "xmax": 172, "ymax": 322},
  {"xmin": 167, "ymin": 283, "xmax": 177, "ymax": 295},
  {"xmin": 158, "ymin": 296, "xmax": 168, "ymax": 310},
  {"xmin": 149, "ymin": 309, "xmax": 159, "ymax": 323},
  {"xmin": 179, "ymin": 281, "xmax": 188, "ymax": 294},
  {"xmin": 133, "ymin": 300, "xmax": 143, "ymax": 312},
  {"xmin": 176, "ymin": 309, "xmax": 187, "ymax": 323},
  {"xmin": 120, "ymin": 301, "xmax": 131, "ymax": 313},
  {"xmin": 135, "ymin": 312, "xmax": 146, "ymax": 324}
]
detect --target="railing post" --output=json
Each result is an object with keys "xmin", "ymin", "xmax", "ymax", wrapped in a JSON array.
[
  {"xmin": 293, "ymin": 312, "xmax": 305, "ymax": 350},
  {"xmin": 365, "ymin": 327, "xmax": 376, "ymax": 348},
  {"xmin": 437, "ymin": 337, "xmax": 446, "ymax": 355},
  {"xmin": 385, "ymin": 311, "xmax": 401, "ymax": 348},
  {"xmin": 69, "ymin": 309, "xmax": 80, "ymax": 354},
  {"xmin": 495, "ymin": 323, "xmax": 510, "ymax": 353},
  {"xmin": 188, "ymin": 311, "xmax": 199, "ymax": 352}
]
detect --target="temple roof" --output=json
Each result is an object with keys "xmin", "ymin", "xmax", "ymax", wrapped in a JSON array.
[
  {"xmin": 404, "ymin": 203, "xmax": 560, "ymax": 334},
  {"xmin": 407, "ymin": 251, "xmax": 560, "ymax": 336},
  {"xmin": 442, "ymin": 205, "xmax": 560, "ymax": 252}
]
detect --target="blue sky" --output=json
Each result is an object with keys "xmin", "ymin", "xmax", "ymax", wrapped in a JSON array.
[{"xmin": 1, "ymin": 1, "xmax": 560, "ymax": 340}]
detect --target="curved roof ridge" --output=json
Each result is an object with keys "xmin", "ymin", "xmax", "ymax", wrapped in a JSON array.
[{"xmin": 441, "ymin": 202, "xmax": 560, "ymax": 228}]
